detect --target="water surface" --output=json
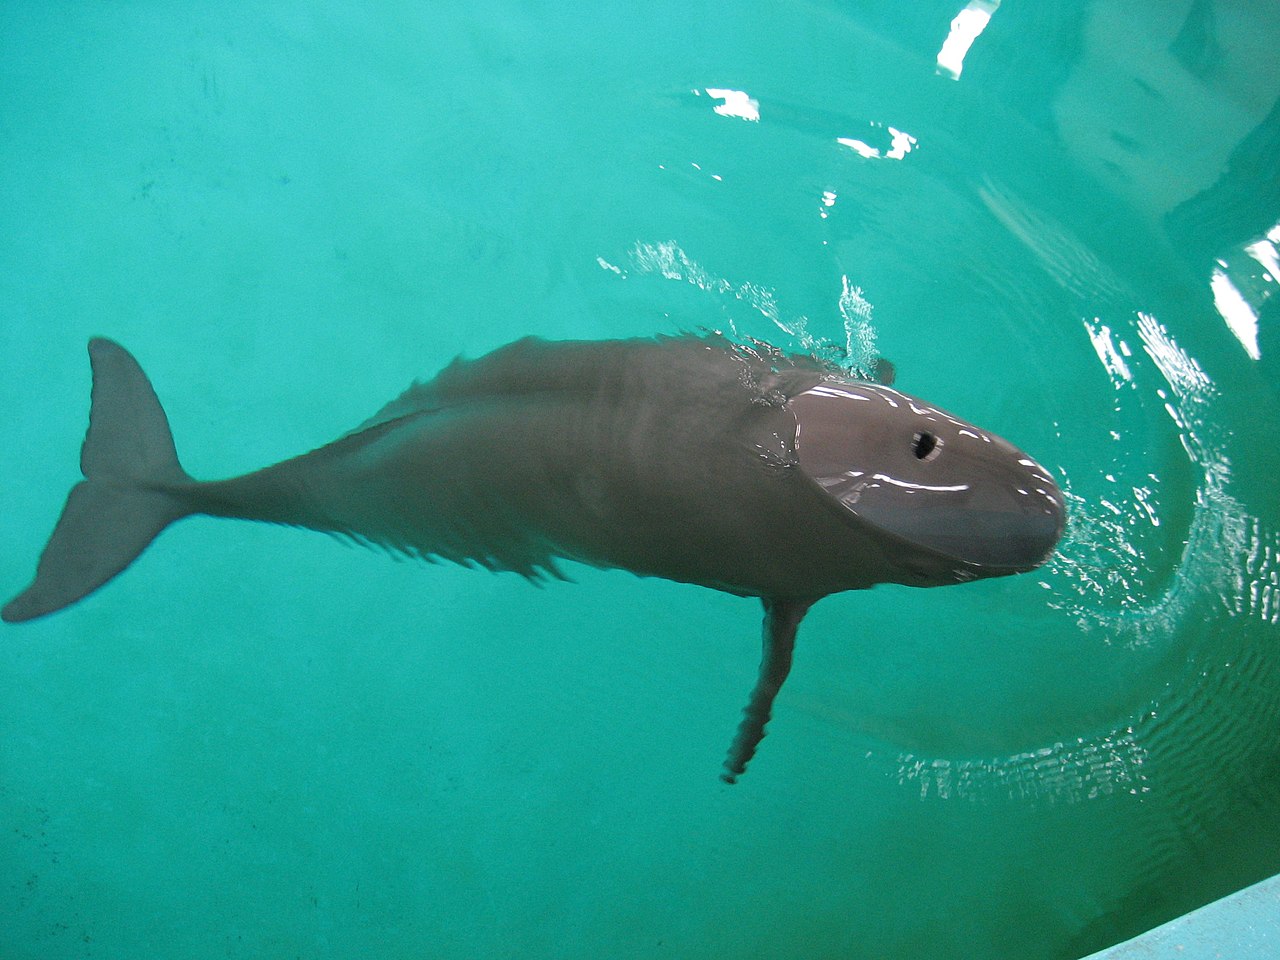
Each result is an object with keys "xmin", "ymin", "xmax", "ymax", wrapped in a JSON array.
[{"xmin": 2, "ymin": 2, "xmax": 1278, "ymax": 958}]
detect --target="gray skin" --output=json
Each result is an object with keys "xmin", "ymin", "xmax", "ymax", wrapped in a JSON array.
[{"xmin": 2, "ymin": 335, "xmax": 1065, "ymax": 781}]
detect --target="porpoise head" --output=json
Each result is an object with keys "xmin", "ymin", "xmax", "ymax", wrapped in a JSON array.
[{"xmin": 788, "ymin": 381, "xmax": 1065, "ymax": 585}]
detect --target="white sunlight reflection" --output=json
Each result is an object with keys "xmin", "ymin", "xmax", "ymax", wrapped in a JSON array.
[
  {"xmin": 936, "ymin": 0, "xmax": 1001, "ymax": 80},
  {"xmin": 1246, "ymin": 236, "xmax": 1280, "ymax": 279},
  {"xmin": 1209, "ymin": 220, "xmax": 1279, "ymax": 362},
  {"xmin": 836, "ymin": 126, "xmax": 917, "ymax": 160},
  {"xmin": 1084, "ymin": 319, "xmax": 1135, "ymax": 384},
  {"xmin": 1211, "ymin": 267, "xmax": 1262, "ymax": 360},
  {"xmin": 701, "ymin": 88, "xmax": 759, "ymax": 122}
]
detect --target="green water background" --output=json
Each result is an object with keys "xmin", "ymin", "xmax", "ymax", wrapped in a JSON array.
[{"xmin": 2, "ymin": 2, "xmax": 1279, "ymax": 958}]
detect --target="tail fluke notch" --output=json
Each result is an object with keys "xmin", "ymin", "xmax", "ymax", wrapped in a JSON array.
[{"xmin": 2, "ymin": 339, "xmax": 193, "ymax": 623}]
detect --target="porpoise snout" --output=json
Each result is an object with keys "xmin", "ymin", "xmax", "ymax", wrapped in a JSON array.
[
  {"xmin": 971, "ymin": 455, "xmax": 1065, "ymax": 572},
  {"xmin": 789, "ymin": 383, "xmax": 1066, "ymax": 581}
]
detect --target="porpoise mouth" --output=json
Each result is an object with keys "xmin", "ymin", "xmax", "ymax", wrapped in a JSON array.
[{"xmin": 850, "ymin": 489, "xmax": 1066, "ymax": 572}]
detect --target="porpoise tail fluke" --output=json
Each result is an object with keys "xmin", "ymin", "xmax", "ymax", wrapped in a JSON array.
[{"xmin": 1, "ymin": 338, "xmax": 193, "ymax": 623}]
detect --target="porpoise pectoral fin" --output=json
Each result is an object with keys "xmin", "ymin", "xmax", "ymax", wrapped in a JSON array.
[{"xmin": 720, "ymin": 597, "xmax": 814, "ymax": 783}]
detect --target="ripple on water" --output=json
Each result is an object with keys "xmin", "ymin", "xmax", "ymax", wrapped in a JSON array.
[
  {"xmin": 888, "ymin": 309, "xmax": 1280, "ymax": 829},
  {"xmin": 895, "ymin": 726, "xmax": 1151, "ymax": 805}
]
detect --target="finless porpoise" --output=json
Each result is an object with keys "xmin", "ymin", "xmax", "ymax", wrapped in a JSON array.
[{"xmin": 3, "ymin": 335, "xmax": 1065, "ymax": 781}]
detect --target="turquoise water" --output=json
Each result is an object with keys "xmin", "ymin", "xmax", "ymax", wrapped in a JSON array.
[{"xmin": 2, "ymin": 2, "xmax": 1278, "ymax": 958}]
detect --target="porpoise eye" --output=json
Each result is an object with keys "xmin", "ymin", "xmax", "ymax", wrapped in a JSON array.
[{"xmin": 912, "ymin": 431, "xmax": 941, "ymax": 461}]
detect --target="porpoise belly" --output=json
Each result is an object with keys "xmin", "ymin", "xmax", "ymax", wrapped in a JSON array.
[
  {"xmin": 338, "ymin": 400, "xmax": 759, "ymax": 576},
  {"xmin": 279, "ymin": 399, "xmax": 610, "ymax": 578},
  {"xmin": 332, "ymin": 398, "xmax": 866, "ymax": 598},
  {"xmin": 200, "ymin": 389, "xmax": 812, "ymax": 594},
  {"xmin": 192, "ymin": 340, "xmax": 894, "ymax": 599}
]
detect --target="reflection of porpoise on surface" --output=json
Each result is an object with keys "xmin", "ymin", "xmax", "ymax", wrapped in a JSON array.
[{"xmin": 3, "ymin": 335, "xmax": 1065, "ymax": 781}]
